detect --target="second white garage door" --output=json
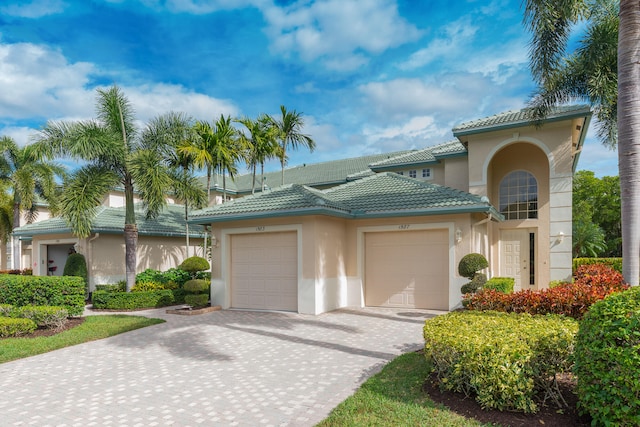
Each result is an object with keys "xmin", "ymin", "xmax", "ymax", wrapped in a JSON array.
[
  {"xmin": 365, "ymin": 229, "xmax": 449, "ymax": 310},
  {"xmin": 230, "ymin": 231, "xmax": 298, "ymax": 311}
]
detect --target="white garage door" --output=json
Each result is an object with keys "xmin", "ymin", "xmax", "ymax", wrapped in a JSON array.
[
  {"xmin": 230, "ymin": 231, "xmax": 298, "ymax": 311},
  {"xmin": 365, "ymin": 229, "xmax": 449, "ymax": 310}
]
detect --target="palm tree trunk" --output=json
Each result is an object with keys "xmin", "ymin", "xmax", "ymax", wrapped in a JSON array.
[
  {"xmin": 185, "ymin": 203, "xmax": 190, "ymax": 258},
  {"xmin": 206, "ymin": 166, "xmax": 212, "ymax": 207},
  {"xmin": 281, "ymin": 142, "xmax": 286, "ymax": 186},
  {"xmin": 123, "ymin": 176, "xmax": 137, "ymax": 292},
  {"xmin": 252, "ymin": 165, "xmax": 257, "ymax": 195},
  {"xmin": 12, "ymin": 202, "xmax": 20, "ymax": 270},
  {"xmin": 261, "ymin": 162, "xmax": 265, "ymax": 191},
  {"xmin": 618, "ymin": 0, "xmax": 640, "ymax": 286},
  {"xmin": 223, "ymin": 173, "xmax": 227, "ymax": 203}
]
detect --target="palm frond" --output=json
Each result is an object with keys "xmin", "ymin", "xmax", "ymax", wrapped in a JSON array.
[{"xmin": 128, "ymin": 149, "xmax": 172, "ymax": 219}]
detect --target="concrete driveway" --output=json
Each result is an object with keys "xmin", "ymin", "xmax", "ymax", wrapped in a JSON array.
[{"xmin": 0, "ymin": 307, "xmax": 439, "ymax": 426}]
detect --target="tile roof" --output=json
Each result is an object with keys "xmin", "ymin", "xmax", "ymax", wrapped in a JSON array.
[
  {"xmin": 368, "ymin": 140, "xmax": 466, "ymax": 170},
  {"xmin": 205, "ymin": 150, "xmax": 413, "ymax": 194},
  {"xmin": 190, "ymin": 172, "xmax": 501, "ymax": 223},
  {"xmin": 452, "ymin": 104, "xmax": 591, "ymax": 136},
  {"xmin": 14, "ymin": 204, "xmax": 205, "ymax": 238}
]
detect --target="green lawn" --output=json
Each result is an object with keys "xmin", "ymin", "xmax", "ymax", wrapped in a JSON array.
[
  {"xmin": 0, "ymin": 315, "xmax": 165, "ymax": 363},
  {"xmin": 317, "ymin": 351, "xmax": 488, "ymax": 427}
]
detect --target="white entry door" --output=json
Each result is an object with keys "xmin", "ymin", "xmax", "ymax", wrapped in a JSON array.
[{"xmin": 500, "ymin": 229, "xmax": 530, "ymax": 291}]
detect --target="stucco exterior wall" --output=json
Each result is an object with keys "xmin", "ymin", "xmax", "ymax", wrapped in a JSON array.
[{"xmin": 443, "ymin": 156, "xmax": 469, "ymax": 192}]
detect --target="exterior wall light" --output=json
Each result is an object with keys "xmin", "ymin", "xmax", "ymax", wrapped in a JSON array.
[
  {"xmin": 556, "ymin": 231, "xmax": 565, "ymax": 244},
  {"xmin": 455, "ymin": 228, "xmax": 463, "ymax": 244}
]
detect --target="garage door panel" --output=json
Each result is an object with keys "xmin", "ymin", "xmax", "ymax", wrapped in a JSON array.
[
  {"xmin": 365, "ymin": 229, "xmax": 449, "ymax": 310},
  {"xmin": 231, "ymin": 231, "xmax": 298, "ymax": 312}
]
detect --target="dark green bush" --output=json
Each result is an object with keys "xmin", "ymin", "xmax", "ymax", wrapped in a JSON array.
[
  {"xmin": 484, "ymin": 277, "xmax": 515, "ymax": 293},
  {"xmin": 423, "ymin": 311, "xmax": 578, "ymax": 413},
  {"xmin": 179, "ymin": 256, "xmax": 210, "ymax": 278},
  {"xmin": 461, "ymin": 273, "xmax": 486, "ymax": 294},
  {"xmin": 10, "ymin": 306, "xmax": 69, "ymax": 331},
  {"xmin": 92, "ymin": 288, "xmax": 186, "ymax": 310},
  {"xmin": 0, "ymin": 317, "xmax": 37, "ymax": 337},
  {"xmin": 183, "ymin": 279, "xmax": 210, "ymax": 294},
  {"xmin": 131, "ymin": 281, "xmax": 177, "ymax": 292},
  {"xmin": 63, "ymin": 253, "xmax": 88, "ymax": 296},
  {"xmin": 185, "ymin": 294, "xmax": 209, "ymax": 307},
  {"xmin": 458, "ymin": 253, "xmax": 488, "ymax": 280},
  {"xmin": 573, "ymin": 257, "xmax": 622, "ymax": 273},
  {"xmin": 136, "ymin": 268, "xmax": 191, "ymax": 287},
  {"xmin": 95, "ymin": 282, "xmax": 126, "ymax": 292},
  {"xmin": 0, "ymin": 275, "xmax": 85, "ymax": 316},
  {"xmin": 574, "ymin": 287, "xmax": 640, "ymax": 426}
]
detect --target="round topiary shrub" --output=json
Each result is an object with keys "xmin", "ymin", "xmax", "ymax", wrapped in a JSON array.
[
  {"xmin": 574, "ymin": 287, "xmax": 640, "ymax": 426},
  {"xmin": 461, "ymin": 273, "xmax": 487, "ymax": 294},
  {"xmin": 458, "ymin": 253, "xmax": 489, "ymax": 279},
  {"xmin": 179, "ymin": 256, "xmax": 210, "ymax": 278},
  {"xmin": 183, "ymin": 279, "xmax": 210, "ymax": 294},
  {"xmin": 185, "ymin": 294, "xmax": 209, "ymax": 308}
]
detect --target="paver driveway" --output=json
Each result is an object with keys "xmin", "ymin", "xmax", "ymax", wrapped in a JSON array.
[{"xmin": 0, "ymin": 307, "xmax": 440, "ymax": 426}]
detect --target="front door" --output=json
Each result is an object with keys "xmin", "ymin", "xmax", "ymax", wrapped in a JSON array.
[{"xmin": 500, "ymin": 229, "xmax": 531, "ymax": 291}]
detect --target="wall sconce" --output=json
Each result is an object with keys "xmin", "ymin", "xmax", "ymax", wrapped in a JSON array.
[
  {"xmin": 455, "ymin": 228, "xmax": 463, "ymax": 244},
  {"xmin": 211, "ymin": 234, "xmax": 219, "ymax": 248},
  {"xmin": 556, "ymin": 231, "xmax": 565, "ymax": 244}
]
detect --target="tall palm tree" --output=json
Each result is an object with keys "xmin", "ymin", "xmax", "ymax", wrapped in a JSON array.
[
  {"xmin": 36, "ymin": 86, "xmax": 187, "ymax": 291},
  {"xmin": 237, "ymin": 116, "xmax": 280, "ymax": 194},
  {"xmin": 0, "ymin": 184, "xmax": 13, "ymax": 270},
  {"xmin": 524, "ymin": 0, "xmax": 640, "ymax": 285},
  {"xmin": 269, "ymin": 105, "xmax": 315, "ymax": 186},
  {"xmin": 0, "ymin": 136, "xmax": 65, "ymax": 269},
  {"xmin": 142, "ymin": 112, "xmax": 207, "ymax": 257}
]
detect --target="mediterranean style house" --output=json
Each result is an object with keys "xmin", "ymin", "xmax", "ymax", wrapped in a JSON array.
[{"xmin": 190, "ymin": 105, "xmax": 592, "ymax": 315}]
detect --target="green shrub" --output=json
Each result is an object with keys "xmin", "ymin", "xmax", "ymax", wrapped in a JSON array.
[
  {"xmin": 185, "ymin": 294, "xmax": 209, "ymax": 307},
  {"xmin": 423, "ymin": 311, "xmax": 578, "ymax": 413},
  {"xmin": 95, "ymin": 282, "xmax": 126, "ymax": 292},
  {"xmin": 0, "ymin": 303, "xmax": 13, "ymax": 315},
  {"xmin": 0, "ymin": 275, "xmax": 85, "ymax": 316},
  {"xmin": 483, "ymin": 277, "xmax": 515, "ymax": 293},
  {"xmin": 460, "ymin": 273, "xmax": 487, "ymax": 294},
  {"xmin": 0, "ymin": 317, "xmax": 37, "ymax": 337},
  {"xmin": 574, "ymin": 287, "xmax": 640, "ymax": 426},
  {"xmin": 63, "ymin": 253, "xmax": 88, "ymax": 296},
  {"xmin": 573, "ymin": 257, "xmax": 622, "ymax": 273},
  {"xmin": 10, "ymin": 306, "xmax": 69, "ymax": 331},
  {"xmin": 183, "ymin": 279, "xmax": 210, "ymax": 294},
  {"xmin": 131, "ymin": 281, "xmax": 177, "ymax": 292},
  {"xmin": 91, "ymin": 289, "xmax": 186, "ymax": 310},
  {"xmin": 135, "ymin": 268, "xmax": 191, "ymax": 287},
  {"xmin": 548, "ymin": 280, "xmax": 569, "ymax": 288},
  {"xmin": 458, "ymin": 253, "xmax": 488, "ymax": 280},
  {"xmin": 179, "ymin": 256, "xmax": 210, "ymax": 278}
]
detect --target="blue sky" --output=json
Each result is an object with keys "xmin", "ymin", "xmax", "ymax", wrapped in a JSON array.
[{"xmin": 0, "ymin": 0, "xmax": 618, "ymax": 177}]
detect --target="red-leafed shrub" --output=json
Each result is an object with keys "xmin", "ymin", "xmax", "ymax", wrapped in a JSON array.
[{"xmin": 463, "ymin": 264, "xmax": 628, "ymax": 319}]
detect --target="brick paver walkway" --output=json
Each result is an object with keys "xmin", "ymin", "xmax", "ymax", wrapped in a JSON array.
[{"xmin": 0, "ymin": 307, "xmax": 440, "ymax": 426}]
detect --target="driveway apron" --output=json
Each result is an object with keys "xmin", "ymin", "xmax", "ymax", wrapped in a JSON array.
[{"xmin": 0, "ymin": 307, "xmax": 438, "ymax": 426}]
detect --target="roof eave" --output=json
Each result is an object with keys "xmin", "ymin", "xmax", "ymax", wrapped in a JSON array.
[
  {"xmin": 353, "ymin": 204, "xmax": 502, "ymax": 219},
  {"xmin": 572, "ymin": 114, "xmax": 593, "ymax": 173},
  {"xmin": 453, "ymin": 109, "xmax": 593, "ymax": 137},
  {"xmin": 188, "ymin": 206, "xmax": 353, "ymax": 224}
]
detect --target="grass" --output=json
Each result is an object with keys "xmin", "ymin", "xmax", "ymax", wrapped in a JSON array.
[
  {"xmin": 0, "ymin": 315, "xmax": 165, "ymax": 363},
  {"xmin": 317, "ymin": 351, "xmax": 488, "ymax": 427}
]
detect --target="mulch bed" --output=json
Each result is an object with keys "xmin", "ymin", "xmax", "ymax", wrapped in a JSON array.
[{"xmin": 423, "ymin": 372, "xmax": 592, "ymax": 426}]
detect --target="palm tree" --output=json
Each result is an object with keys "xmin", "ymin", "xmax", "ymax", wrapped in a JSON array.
[
  {"xmin": 0, "ymin": 184, "xmax": 13, "ymax": 270},
  {"xmin": 0, "ymin": 136, "xmax": 65, "ymax": 269},
  {"xmin": 237, "ymin": 116, "xmax": 280, "ymax": 194},
  {"xmin": 269, "ymin": 106, "xmax": 315, "ymax": 186},
  {"xmin": 142, "ymin": 112, "xmax": 207, "ymax": 258},
  {"xmin": 524, "ymin": 0, "xmax": 640, "ymax": 285},
  {"xmin": 36, "ymin": 86, "xmax": 188, "ymax": 291}
]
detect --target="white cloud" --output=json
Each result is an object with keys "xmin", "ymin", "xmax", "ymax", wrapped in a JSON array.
[
  {"xmin": 138, "ymin": 0, "xmax": 259, "ymax": 13},
  {"xmin": 399, "ymin": 17, "xmax": 478, "ymax": 70},
  {"xmin": 262, "ymin": 0, "xmax": 421, "ymax": 70},
  {"xmin": 301, "ymin": 116, "xmax": 341, "ymax": 152},
  {"xmin": 0, "ymin": 126, "xmax": 35, "ymax": 147},
  {"xmin": 0, "ymin": 0, "xmax": 68, "ymax": 18},
  {"xmin": 361, "ymin": 115, "xmax": 451, "ymax": 153}
]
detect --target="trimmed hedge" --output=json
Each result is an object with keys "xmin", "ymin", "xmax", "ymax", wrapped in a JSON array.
[
  {"xmin": 9, "ymin": 306, "xmax": 69, "ymax": 331},
  {"xmin": 424, "ymin": 311, "xmax": 578, "ymax": 413},
  {"xmin": 458, "ymin": 253, "xmax": 488, "ymax": 279},
  {"xmin": 0, "ymin": 317, "xmax": 37, "ymax": 337},
  {"xmin": 483, "ymin": 277, "xmax": 515, "ymax": 293},
  {"xmin": 136, "ymin": 268, "xmax": 191, "ymax": 287},
  {"xmin": 185, "ymin": 294, "xmax": 209, "ymax": 307},
  {"xmin": 92, "ymin": 289, "xmax": 186, "ymax": 310},
  {"xmin": 63, "ymin": 253, "xmax": 88, "ymax": 297},
  {"xmin": 0, "ymin": 275, "xmax": 85, "ymax": 316},
  {"xmin": 574, "ymin": 287, "xmax": 640, "ymax": 426},
  {"xmin": 573, "ymin": 257, "xmax": 622, "ymax": 273},
  {"xmin": 179, "ymin": 256, "xmax": 210, "ymax": 276}
]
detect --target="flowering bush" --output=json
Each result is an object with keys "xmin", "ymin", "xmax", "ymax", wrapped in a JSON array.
[{"xmin": 463, "ymin": 264, "xmax": 628, "ymax": 319}]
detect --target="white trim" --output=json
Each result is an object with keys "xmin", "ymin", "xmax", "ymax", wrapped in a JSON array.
[
  {"xmin": 35, "ymin": 237, "xmax": 79, "ymax": 276},
  {"xmin": 220, "ymin": 224, "xmax": 303, "ymax": 312},
  {"xmin": 356, "ymin": 222, "xmax": 456, "ymax": 310}
]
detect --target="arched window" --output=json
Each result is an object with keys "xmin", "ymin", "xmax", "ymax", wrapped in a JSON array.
[{"xmin": 499, "ymin": 171, "xmax": 538, "ymax": 220}]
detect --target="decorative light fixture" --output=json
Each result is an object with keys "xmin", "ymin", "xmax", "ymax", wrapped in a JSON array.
[
  {"xmin": 455, "ymin": 228, "xmax": 463, "ymax": 244},
  {"xmin": 556, "ymin": 231, "xmax": 565, "ymax": 244}
]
